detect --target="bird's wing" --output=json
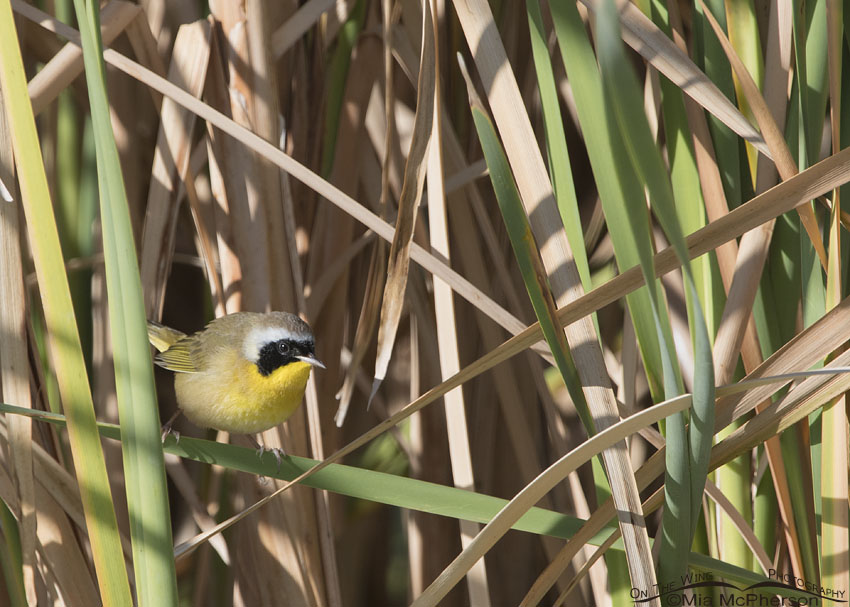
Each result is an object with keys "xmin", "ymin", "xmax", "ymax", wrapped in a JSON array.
[
  {"xmin": 147, "ymin": 320, "xmax": 187, "ymax": 353},
  {"xmin": 154, "ymin": 335, "xmax": 203, "ymax": 373}
]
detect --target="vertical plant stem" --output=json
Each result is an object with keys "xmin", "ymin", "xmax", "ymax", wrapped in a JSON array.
[
  {"xmin": 0, "ymin": 2, "xmax": 133, "ymax": 604},
  {"xmin": 69, "ymin": 0, "xmax": 178, "ymax": 603}
]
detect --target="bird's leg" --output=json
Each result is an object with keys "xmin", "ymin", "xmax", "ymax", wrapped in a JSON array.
[
  {"xmin": 249, "ymin": 435, "xmax": 285, "ymax": 471},
  {"xmin": 161, "ymin": 410, "xmax": 182, "ymax": 443}
]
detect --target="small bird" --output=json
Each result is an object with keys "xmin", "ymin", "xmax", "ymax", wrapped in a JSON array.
[{"xmin": 147, "ymin": 312, "xmax": 325, "ymax": 458}]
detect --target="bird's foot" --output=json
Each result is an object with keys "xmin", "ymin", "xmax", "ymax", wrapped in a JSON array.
[
  {"xmin": 160, "ymin": 411, "xmax": 182, "ymax": 444},
  {"xmin": 161, "ymin": 424, "xmax": 180, "ymax": 444},
  {"xmin": 252, "ymin": 438, "xmax": 286, "ymax": 473}
]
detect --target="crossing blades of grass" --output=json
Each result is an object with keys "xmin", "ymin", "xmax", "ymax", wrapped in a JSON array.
[
  {"xmin": 0, "ymin": 402, "xmax": 612, "ymax": 545},
  {"xmin": 410, "ymin": 394, "xmax": 694, "ymax": 607},
  {"xmin": 596, "ymin": 0, "xmax": 715, "ymax": 587},
  {"xmin": 460, "ymin": 59, "xmax": 592, "ymax": 434}
]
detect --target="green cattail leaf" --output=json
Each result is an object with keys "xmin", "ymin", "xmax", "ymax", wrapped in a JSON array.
[
  {"xmin": 68, "ymin": 0, "xmax": 178, "ymax": 604},
  {"xmin": 0, "ymin": 2, "xmax": 132, "ymax": 604}
]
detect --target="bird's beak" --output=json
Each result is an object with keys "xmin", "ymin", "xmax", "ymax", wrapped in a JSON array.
[{"xmin": 296, "ymin": 355, "xmax": 326, "ymax": 369}]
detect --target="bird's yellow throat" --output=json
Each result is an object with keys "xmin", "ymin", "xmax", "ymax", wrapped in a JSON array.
[{"xmin": 173, "ymin": 354, "xmax": 314, "ymax": 435}]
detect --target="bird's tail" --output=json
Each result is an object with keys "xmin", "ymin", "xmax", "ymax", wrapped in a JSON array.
[{"xmin": 146, "ymin": 320, "xmax": 186, "ymax": 353}]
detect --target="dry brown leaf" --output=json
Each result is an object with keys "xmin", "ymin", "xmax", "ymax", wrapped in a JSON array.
[
  {"xmin": 243, "ymin": 0, "xmax": 297, "ymax": 315},
  {"xmin": 389, "ymin": 26, "xmax": 555, "ymax": 364},
  {"xmin": 204, "ymin": 25, "xmax": 245, "ymax": 314},
  {"xmin": 333, "ymin": 21, "xmax": 397, "ymax": 426},
  {"xmin": 334, "ymin": 241, "xmax": 385, "ymax": 425},
  {"xmin": 427, "ymin": 4, "xmax": 490, "ymax": 600},
  {"xmin": 271, "ymin": 0, "xmax": 342, "ymax": 59},
  {"xmin": 370, "ymin": 0, "xmax": 435, "ymax": 400},
  {"xmin": 138, "ymin": 19, "xmax": 213, "ymax": 318},
  {"xmin": 27, "ymin": 1, "xmax": 140, "ymax": 116},
  {"xmin": 335, "ymin": 0, "xmax": 407, "ymax": 428}
]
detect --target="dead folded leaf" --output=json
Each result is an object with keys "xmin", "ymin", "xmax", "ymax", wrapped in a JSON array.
[{"xmin": 370, "ymin": 0, "xmax": 436, "ymax": 402}]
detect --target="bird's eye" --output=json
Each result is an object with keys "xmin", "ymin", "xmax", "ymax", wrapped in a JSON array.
[{"xmin": 277, "ymin": 341, "xmax": 291, "ymax": 356}]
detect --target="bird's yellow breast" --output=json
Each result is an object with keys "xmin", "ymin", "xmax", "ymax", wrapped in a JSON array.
[{"xmin": 174, "ymin": 349, "xmax": 313, "ymax": 434}]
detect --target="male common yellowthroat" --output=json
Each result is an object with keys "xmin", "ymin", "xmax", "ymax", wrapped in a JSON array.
[{"xmin": 147, "ymin": 312, "xmax": 325, "ymax": 447}]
